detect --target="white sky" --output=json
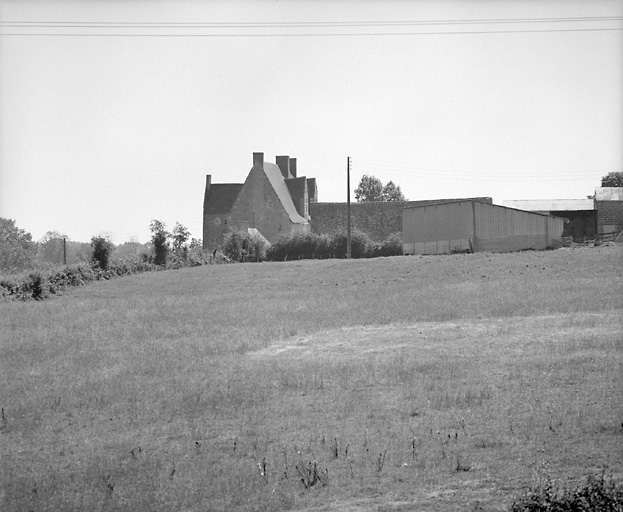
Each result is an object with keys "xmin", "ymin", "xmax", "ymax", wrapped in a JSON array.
[{"xmin": 1, "ymin": 0, "xmax": 621, "ymax": 243}]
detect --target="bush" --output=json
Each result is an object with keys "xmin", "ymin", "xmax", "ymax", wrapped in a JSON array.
[
  {"xmin": 91, "ymin": 236, "xmax": 114, "ymax": 270},
  {"xmin": 370, "ymin": 232, "xmax": 404, "ymax": 257},
  {"xmin": 266, "ymin": 232, "xmax": 332, "ymax": 261},
  {"xmin": 0, "ymin": 259, "xmax": 160, "ymax": 301},
  {"xmin": 330, "ymin": 230, "xmax": 373, "ymax": 259},
  {"xmin": 222, "ymin": 230, "xmax": 269, "ymax": 262},
  {"xmin": 266, "ymin": 230, "xmax": 404, "ymax": 261},
  {"xmin": 510, "ymin": 473, "xmax": 623, "ymax": 512}
]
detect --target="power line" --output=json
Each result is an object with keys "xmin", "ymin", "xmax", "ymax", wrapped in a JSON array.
[
  {"xmin": 1, "ymin": 15, "xmax": 621, "ymax": 27},
  {"xmin": 1, "ymin": 16, "xmax": 621, "ymax": 36},
  {"xmin": 355, "ymin": 165, "xmax": 619, "ymax": 177},
  {"xmin": 1, "ymin": 28, "xmax": 621, "ymax": 37}
]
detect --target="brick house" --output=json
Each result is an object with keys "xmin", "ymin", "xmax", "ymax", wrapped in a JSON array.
[{"xmin": 202, "ymin": 152, "xmax": 318, "ymax": 252}]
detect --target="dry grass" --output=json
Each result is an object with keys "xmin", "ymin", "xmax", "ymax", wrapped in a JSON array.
[{"xmin": 1, "ymin": 246, "xmax": 622, "ymax": 511}]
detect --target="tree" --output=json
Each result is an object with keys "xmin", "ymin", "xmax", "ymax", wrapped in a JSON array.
[
  {"xmin": 114, "ymin": 241, "xmax": 150, "ymax": 260},
  {"xmin": 91, "ymin": 236, "xmax": 114, "ymax": 270},
  {"xmin": 0, "ymin": 218, "xmax": 38, "ymax": 272},
  {"xmin": 150, "ymin": 220, "xmax": 169, "ymax": 266},
  {"xmin": 69, "ymin": 241, "xmax": 94, "ymax": 264},
  {"xmin": 171, "ymin": 222, "xmax": 191, "ymax": 257},
  {"xmin": 355, "ymin": 175, "xmax": 407, "ymax": 202},
  {"xmin": 382, "ymin": 181, "xmax": 406, "ymax": 201},
  {"xmin": 38, "ymin": 231, "xmax": 68, "ymax": 265},
  {"xmin": 601, "ymin": 171, "xmax": 623, "ymax": 187},
  {"xmin": 355, "ymin": 175, "xmax": 384, "ymax": 202}
]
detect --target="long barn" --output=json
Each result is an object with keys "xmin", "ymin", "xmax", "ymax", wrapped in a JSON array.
[{"xmin": 403, "ymin": 200, "xmax": 564, "ymax": 255}]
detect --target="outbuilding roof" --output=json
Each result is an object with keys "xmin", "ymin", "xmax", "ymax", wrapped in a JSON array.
[{"xmin": 403, "ymin": 199, "xmax": 561, "ymax": 218}]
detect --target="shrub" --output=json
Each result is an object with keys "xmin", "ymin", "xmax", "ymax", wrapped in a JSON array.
[
  {"xmin": 185, "ymin": 239, "xmax": 210, "ymax": 267},
  {"xmin": 266, "ymin": 232, "xmax": 332, "ymax": 261},
  {"xmin": 266, "ymin": 230, "xmax": 402, "ymax": 261},
  {"xmin": 222, "ymin": 231, "xmax": 247, "ymax": 262},
  {"xmin": 370, "ymin": 232, "xmax": 404, "ymax": 257},
  {"xmin": 222, "ymin": 230, "xmax": 269, "ymax": 262},
  {"xmin": 510, "ymin": 472, "xmax": 623, "ymax": 512},
  {"xmin": 91, "ymin": 236, "xmax": 114, "ymax": 270},
  {"xmin": 0, "ymin": 259, "xmax": 161, "ymax": 301},
  {"xmin": 330, "ymin": 230, "xmax": 373, "ymax": 259},
  {"xmin": 30, "ymin": 271, "xmax": 49, "ymax": 299}
]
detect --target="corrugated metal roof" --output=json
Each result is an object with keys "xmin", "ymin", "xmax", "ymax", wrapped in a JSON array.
[
  {"xmin": 263, "ymin": 163, "xmax": 308, "ymax": 224},
  {"xmin": 404, "ymin": 199, "xmax": 557, "ymax": 217},
  {"xmin": 500, "ymin": 199, "xmax": 594, "ymax": 211}
]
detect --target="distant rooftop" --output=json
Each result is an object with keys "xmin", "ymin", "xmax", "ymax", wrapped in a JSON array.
[
  {"xmin": 500, "ymin": 199, "xmax": 594, "ymax": 211},
  {"xmin": 595, "ymin": 187, "xmax": 623, "ymax": 201}
]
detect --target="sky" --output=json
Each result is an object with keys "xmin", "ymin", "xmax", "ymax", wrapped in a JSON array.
[{"xmin": 0, "ymin": 0, "xmax": 621, "ymax": 244}]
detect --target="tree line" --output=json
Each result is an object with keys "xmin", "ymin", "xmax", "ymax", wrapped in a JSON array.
[
  {"xmin": 3, "ymin": 171, "xmax": 621, "ymax": 273},
  {"xmin": 0, "ymin": 218, "xmax": 203, "ymax": 274}
]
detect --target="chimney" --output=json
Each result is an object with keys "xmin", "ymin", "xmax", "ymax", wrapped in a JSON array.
[
  {"xmin": 253, "ymin": 152, "xmax": 264, "ymax": 168},
  {"xmin": 276, "ymin": 155, "xmax": 290, "ymax": 179},
  {"xmin": 307, "ymin": 178, "xmax": 317, "ymax": 203},
  {"xmin": 290, "ymin": 158, "xmax": 297, "ymax": 178},
  {"xmin": 203, "ymin": 175, "xmax": 212, "ymax": 210}
]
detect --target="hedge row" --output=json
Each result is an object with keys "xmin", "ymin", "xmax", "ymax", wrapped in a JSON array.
[
  {"xmin": 265, "ymin": 231, "xmax": 404, "ymax": 261},
  {"xmin": 510, "ymin": 472, "xmax": 623, "ymax": 512},
  {"xmin": 0, "ymin": 259, "xmax": 160, "ymax": 301}
]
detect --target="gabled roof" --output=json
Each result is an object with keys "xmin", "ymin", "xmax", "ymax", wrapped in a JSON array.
[
  {"xmin": 263, "ymin": 163, "xmax": 308, "ymax": 224},
  {"xmin": 285, "ymin": 176, "xmax": 308, "ymax": 217},
  {"xmin": 204, "ymin": 183, "xmax": 243, "ymax": 215},
  {"xmin": 285, "ymin": 176, "xmax": 307, "ymax": 200}
]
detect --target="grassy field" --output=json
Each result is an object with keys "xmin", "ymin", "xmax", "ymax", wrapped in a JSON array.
[{"xmin": 1, "ymin": 246, "xmax": 622, "ymax": 511}]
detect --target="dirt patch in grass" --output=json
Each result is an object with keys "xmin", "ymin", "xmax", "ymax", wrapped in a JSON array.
[{"xmin": 250, "ymin": 311, "xmax": 618, "ymax": 362}]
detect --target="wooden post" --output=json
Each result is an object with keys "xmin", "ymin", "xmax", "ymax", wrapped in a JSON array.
[{"xmin": 347, "ymin": 156, "xmax": 351, "ymax": 259}]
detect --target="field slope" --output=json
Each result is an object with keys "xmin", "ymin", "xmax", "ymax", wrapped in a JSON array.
[{"xmin": 1, "ymin": 246, "xmax": 622, "ymax": 511}]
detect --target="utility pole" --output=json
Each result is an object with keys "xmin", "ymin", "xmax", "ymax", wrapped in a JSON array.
[
  {"xmin": 63, "ymin": 237, "xmax": 67, "ymax": 265},
  {"xmin": 347, "ymin": 156, "xmax": 351, "ymax": 259}
]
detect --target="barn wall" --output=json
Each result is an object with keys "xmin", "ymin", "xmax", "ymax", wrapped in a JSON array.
[
  {"xmin": 403, "ymin": 202, "xmax": 473, "ymax": 254},
  {"xmin": 403, "ymin": 201, "xmax": 564, "ymax": 255},
  {"xmin": 473, "ymin": 202, "xmax": 563, "ymax": 252}
]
